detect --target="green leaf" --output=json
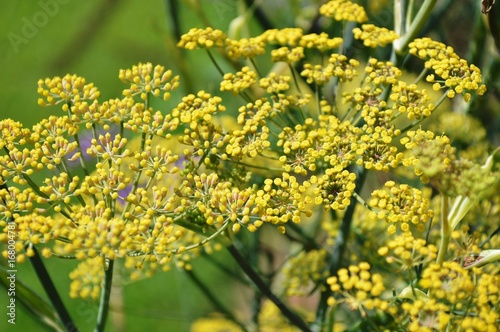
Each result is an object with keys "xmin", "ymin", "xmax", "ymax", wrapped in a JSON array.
[
  {"xmin": 0, "ymin": 266, "xmax": 65, "ymax": 332},
  {"xmin": 464, "ymin": 249, "xmax": 500, "ymax": 269}
]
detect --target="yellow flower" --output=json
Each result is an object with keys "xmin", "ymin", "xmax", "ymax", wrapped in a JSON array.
[
  {"xmin": 220, "ymin": 66, "xmax": 257, "ymax": 94},
  {"xmin": 320, "ymin": 0, "xmax": 368, "ymax": 23},
  {"xmin": 177, "ymin": 27, "xmax": 226, "ymax": 50},
  {"xmin": 119, "ymin": 62, "xmax": 179, "ymax": 101},
  {"xmin": 368, "ymin": 181, "xmax": 433, "ymax": 235},
  {"xmin": 353, "ymin": 24, "xmax": 399, "ymax": 48}
]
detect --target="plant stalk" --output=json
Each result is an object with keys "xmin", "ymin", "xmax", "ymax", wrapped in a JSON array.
[
  {"xmin": 95, "ymin": 259, "xmax": 114, "ymax": 332},
  {"xmin": 227, "ymin": 244, "xmax": 312, "ymax": 332},
  {"xmin": 29, "ymin": 246, "xmax": 78, "ymax": 332}
]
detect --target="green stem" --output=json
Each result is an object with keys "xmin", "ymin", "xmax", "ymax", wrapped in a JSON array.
[
  {"xmin": 393, "ymin": 0, "xmax": 438, "ymax": 55},
  {"xmin": 206, "ymin": 49, "xmax": 226, "ymax": 78},
  {"xmin": 227, "ymin": 244, "xmax": 311, "ymax": 332},
  {"xmin": 28, "ymin": 246, "xmax": 78, "ymax": 332},
  {"xmin": 436, "ymin": 194, "xmax": 450, "ymax": 265},
  {"xmin": 95, "ymin": 259, "xmax": 114, "ymax": 332}
]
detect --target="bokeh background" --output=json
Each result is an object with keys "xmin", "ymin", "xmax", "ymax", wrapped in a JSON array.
[{"xmin": 0, "ymin": 0, "xmax": 498, "ymax": 331}]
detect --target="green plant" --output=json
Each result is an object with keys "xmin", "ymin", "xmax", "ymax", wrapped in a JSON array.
[{"xmin": 1, "ymin": 1, "xmax": 499, "ymax": 331}]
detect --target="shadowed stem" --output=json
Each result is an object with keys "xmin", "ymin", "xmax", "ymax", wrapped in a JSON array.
[
  {"xmin": 28, "ymin": 246, "xmax": 78, "ymax": 332},
  {"xmin": 184, "ymin": 269, "xmax": 248, "ymax": 332},
  {"xmin": 95, "ymin": 259, "xmax": 114, "ymax": 332},
  {"xmin": 313, "ymin": 166, "xmax": 366, "ymax": 331},
  {"xmin": 227, "ymin": 244, "xmax": 312, "ymax": 332}
]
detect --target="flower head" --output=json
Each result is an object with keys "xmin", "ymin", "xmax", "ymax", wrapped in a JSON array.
[{"xmin": 320, "ymin": 0, "xmax": 368, "ymax": 23}]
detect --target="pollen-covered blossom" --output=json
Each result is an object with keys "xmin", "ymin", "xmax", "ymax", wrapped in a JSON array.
[
  {"xmin": 37, "ymin": 74, "xmax": 100, "ymax": 107},
  {"xmin": 357, "ymin": 125, "xmax": 403, "ymax": 172},
  {"xmin": 314, "ymin": 115, "xmax": 362, "ymax": 169},
  {"xmin": 259, "ymin": 73, "xmax": 291, "ymax": 94},
  {"xmin": 378, "ymin": 235, "xmax": 437, "ymax": 270},
  {"xmin": 277, "ymin": 119, "xmax": 321, "ymax": 175},
  {"xmin": 257, "ymin": 172, "xmax": 313, "ymax": 232},
  {"xmin": 390, "ymin": 81, "xmax": 435, "ymax": 120},
  {"xmin": 177, "ymin": 27, "xmax": 227, "ymax": 50},
  {"xmin": 368, "ymin": 181, "xmax": 433, "ymax": 235},
  {"xmin": 300, "ymin": 63, "xmax": 334, "ymax": 85},
  {"xmin": 311, "ymin": 169, "xmax": 357, "ymax": 210},
  {"xmin": 364, "ymin": 58, "xmax": 402, "ymax": 85},
  {"xmin": 414, "ymin": 262, "xmax": 500, "ymax": 331},
  {"xmin": 271, "ymin": 46, "xmax": 305, "ymax": 64},
  {"xmin": 328, "ymin": 53, "xmax": 359, "ymax": 81},
  {"xmin": 225, "ymin": 36, "xmax": 266, "ymax": 59},
  {"xmin": 353, "ymin": 24, "xmax": 399, "ymax": 48},
  {"xmin": 260, "ymin": 28, "xmax": 303, "ymax": 46},
  {"xmin": 167, "ymin": 90, "xmax": 226, "ymax": 156},
  {"xmin": 409, "ymin": 37, "xmax": 487, "ymax": 100},
  {"xmin": 299, "ymin": 32, "xmax": 343, "ymax": 51},
  {"xmin": 300, "ymin": 55, "xmax": 358, "ymax": 86},
  {"xmin": 225, "ymin": 99, "xmax": 271, "ymax": 158},
  {"xmin": 342, "ymin": 86, "xmax": 387, "ymax": 116},
  {"xmin": 220, "ymin": 66, "xmax": 257, "ymax": 94},
  {"xmin": 327, "ymin": 262, "xmax": 388, "ymax": 316},
  {"xmin": 320, "ymin": 0, "xmax": 368, "ymax": 23},
  {"xmin": 119, "ymin": 63, "xmax": 180, "ymax": 101}
]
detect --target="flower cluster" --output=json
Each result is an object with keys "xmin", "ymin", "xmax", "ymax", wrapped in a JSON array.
[
  {"xmin": 176, "ymin": 27, "xmax": 227, "ymax": 49},
  {"xmin": 353, "ymin": 24, "xmax": 399, "ymax": 48},
  {"xmin": 37, "ymin": 74, "xmax": 100, "ymax": 106},
  {"xmin": 409, "ymin": 38, "xmax": 487, "ymax": 100},
  {"xmin": 319, "ymin": 0, "xmax": 368, "ymax": 23},
  {"xmin": 220, "ymin": 66, "xmax": 257, "ymax": 94},
  {"xmin": 378, "ymin": 235, "xmax": 438, "ymax": 270},
  {"xmin": 327, "ymin": 262, "xmax": 388, "ymax": 316},
  {"xmin": 368, "ymin": 181, "xmax": 433, "ymax": 235},
  {"xmin": 119, "ymin": 63, "xmax": 179, "ymax": 101}
]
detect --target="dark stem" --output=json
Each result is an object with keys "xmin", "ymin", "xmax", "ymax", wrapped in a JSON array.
[
  {"xmin": 28, "ymin": 246, "xmax": 78, "ymax": 332},
  {"xmin": 184, "ymin": 269, "xmax": 248, "ymax": 332},
  {"xmin": 313, "ymin": 167, "xmax": 366, "ymax": 331},
  {"xmin": 94, "ymin": 259, "xmax": 114, "ymax": 332},
  {"xmin": 243, "ymin": 0, "xmax": 274, "ymax": 31},
  {"xmin": 227, "ymin": 244, "xmax": 312, "ymax": 332}
]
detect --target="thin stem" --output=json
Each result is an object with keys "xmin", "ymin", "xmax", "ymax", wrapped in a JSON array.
[
  {"xmin": 28, "ymin": 246, "xmax": 78, "ymax": 332},
  {"xmin": 95, "ymin": 259, "xmax": 114, "ymax": 332},
  {"xmin": 206, "ymin": 49, "xmax": 226, "ymax": 78},
  {"xmin": 227, "ymin": 244, "xmax": 312, "ymax": 332},
  {"xmin": 436, "ymin": 194, "xmax": 450, "ymax": 265},
  {"xmin": 184, "ymin": 269, "xmax": 248, "ymax": 332}
]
